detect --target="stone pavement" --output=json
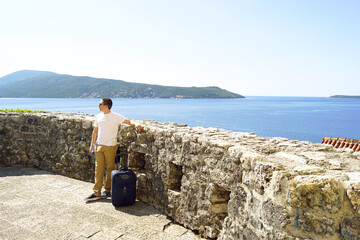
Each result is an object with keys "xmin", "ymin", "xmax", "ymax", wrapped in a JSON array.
[{"xmin": 0, "ymin": 167, "xmax": 204, "ymax": 240}]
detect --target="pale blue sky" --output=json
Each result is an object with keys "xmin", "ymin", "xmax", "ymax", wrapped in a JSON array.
[{"xmin": 0, "ymin": 0, "xmax": 359, "ymax": 96}]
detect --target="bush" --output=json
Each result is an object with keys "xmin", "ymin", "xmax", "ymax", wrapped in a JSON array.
[{"xmin": 0, "ymin": 108, "xmax": 49, "ymax": 113}]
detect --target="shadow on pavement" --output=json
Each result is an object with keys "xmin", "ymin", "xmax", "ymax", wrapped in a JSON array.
[
  {"xmin": 0, "ymin": 166, "xmax": 55, "ymax": 177},
  {"xmin": 86, "ymin": 197, "xmax": 161, "ymax": 217}
]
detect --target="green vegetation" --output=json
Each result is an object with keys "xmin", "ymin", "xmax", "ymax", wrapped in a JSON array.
[
  {"xmin": 0, "ymin": 108, "xmax": 49, "ymax": 113},
  {"xmin": 0, "ymin": 70, "xmax": 244, "ymax": 99}
]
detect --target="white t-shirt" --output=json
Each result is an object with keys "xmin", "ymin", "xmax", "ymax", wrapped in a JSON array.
[{"xmin": 94, "ymin": 112, "xmax": 126, "ymax": 146}]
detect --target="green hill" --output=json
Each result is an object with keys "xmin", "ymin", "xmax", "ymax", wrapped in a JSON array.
[{"xmin": 0, "ymin": 70, "xmax": 244, "ymax": 99}]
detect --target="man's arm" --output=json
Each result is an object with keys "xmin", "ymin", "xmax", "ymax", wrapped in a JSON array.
[
  {"xmin": 123, "ymin": 119, "xmax": 143, "ymax": 132},
  {"xmin": 89, "ymin": 127, "xmax": 98, "ymax": 153}
]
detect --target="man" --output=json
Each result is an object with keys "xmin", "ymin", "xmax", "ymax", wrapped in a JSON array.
[{"xmin": 85, "ymin": 97, "xmax": 142, "ymax": 201}]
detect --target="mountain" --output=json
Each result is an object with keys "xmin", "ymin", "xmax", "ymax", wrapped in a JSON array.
[
  {"xmin": 330, "ymin": 95, "xmax": 360, "ymax": 99},
  {"xmin": 0, "ymin": 70, "xmax": 54, "ymax": 86},
  {"xmin": 0, "ymin": 70, "xmax": 244, "ymax": 99}
]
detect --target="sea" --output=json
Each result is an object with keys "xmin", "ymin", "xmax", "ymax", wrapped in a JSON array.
[{"xmin": 1, "ymin": 96, "xmax": 359, "ymax": 143}]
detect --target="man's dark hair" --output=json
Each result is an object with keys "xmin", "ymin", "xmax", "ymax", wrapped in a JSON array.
[{"xmin": 102, "ymin": 98, "xmax": 113, "ymax": 110}]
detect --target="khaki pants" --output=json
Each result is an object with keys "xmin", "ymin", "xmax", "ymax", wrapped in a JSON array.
[{"xmin": 93, "ymin": 145, "xmax": 117, "ymax": 196}]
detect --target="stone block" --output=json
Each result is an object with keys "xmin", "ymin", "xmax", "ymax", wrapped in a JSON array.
[
  {"xmin": 288, "ymin": 176, "xmax": 343, "ymax": 213},
  {"xmin": 347, "ymin": 182, "xmax": 360, "ymax": 214},
  {"xmin": 262, "ymin": 200, "xmax": 289, "ymax": 229},
  {"xmin": 20, "ymin": 125, "xmax": 29, "ymax": 132},
  {"xmin": 66, "ymin": 128, "xmax": 78, "ymax": 135},
  {"xmin": 81, "ymin": 120, "xmax": 92, "ymax": 129}
]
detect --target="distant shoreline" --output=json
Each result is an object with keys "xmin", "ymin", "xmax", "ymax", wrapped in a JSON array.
[
  {"xmin": 0, "ymin": 70, "xmax": 244, "ymax": 99},
  {"xmin": 329, "ymin": 95, "xmax": 360, "ymax": 99}
]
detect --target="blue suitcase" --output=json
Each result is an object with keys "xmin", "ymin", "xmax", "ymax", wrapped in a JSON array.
[{"xmin": 111, "ymin": 167, "xmax": 137, "ymax": 207}]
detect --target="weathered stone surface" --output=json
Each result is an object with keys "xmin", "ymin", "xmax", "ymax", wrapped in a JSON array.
[
  {"xmin": 347, "ymin": 182, "xmax": 360, "ymax": 214},
  {"xmin": 0, "ymin": 112, "xmax": 95, "ymax": 182},
  {"xmin": 0, "ymin": 167, "xmax": 204, "ymax": 240},
  {"xmin": 1, "ymin": 112, "xmax": 360, "ymax": 239},
  {"xmin": 288, "ymin": 176, "xmax": 343, "ymax": 212}
]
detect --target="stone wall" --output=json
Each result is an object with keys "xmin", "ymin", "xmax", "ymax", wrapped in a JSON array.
[
  {"xmin": 0, "ymin": 112, "xmax": 95, "ymax": 181},
  {"xmin": 1, "ymin": 112, "xmax": 360, "ymax": 239}
]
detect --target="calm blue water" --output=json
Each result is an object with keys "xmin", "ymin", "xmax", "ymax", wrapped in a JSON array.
[{"xmin": 1, "ymin": 97, "xmax": 359, "ymax": 143}]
